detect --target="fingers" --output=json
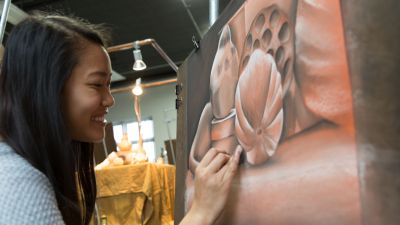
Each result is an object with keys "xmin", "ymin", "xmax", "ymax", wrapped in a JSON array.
[
  {"xmin": 220, "ymin": 145, "xmax": 242, "ymax": 182},
  {"xmin": 207, "ymin": 152, "xmax": 230, "ymax": 173},
  {"xmin": 233, "ymin": 145, "xmax": 242, "ymax": 164},
  {"xmin": 197, "ymin": 148, "xmax": 218, "ymax": 168},
  {"xmin": 198, "ymin": 146, "xmax": 242, "ymax": 176}
]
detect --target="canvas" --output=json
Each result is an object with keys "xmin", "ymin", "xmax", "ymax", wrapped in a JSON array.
[{"xmin": 175, "ymin": 0, "xmax": 400, "ymax": 224}]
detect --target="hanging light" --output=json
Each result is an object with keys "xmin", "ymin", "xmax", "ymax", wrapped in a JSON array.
[
  {"xmin": 132, "ymin": 78, "xmax": 143, "ymax": 96},
  {"xmin": 132, "ymin": 48, "xmax": 146, "ymax": 71}
]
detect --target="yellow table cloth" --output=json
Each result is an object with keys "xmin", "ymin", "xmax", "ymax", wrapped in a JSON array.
[{"xmin": 95, "ymin": 163, "xmax": 175, "ymax": 225}]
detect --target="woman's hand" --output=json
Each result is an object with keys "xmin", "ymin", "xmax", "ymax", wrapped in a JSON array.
[{"xmin": 180, "ymin": 146, "xmax": 242, "ymax": 225}]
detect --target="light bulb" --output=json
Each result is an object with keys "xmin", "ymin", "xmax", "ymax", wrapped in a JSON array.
[{"xmin": 132, "ymin": 78, "xmax": 143, "ymax": 96}]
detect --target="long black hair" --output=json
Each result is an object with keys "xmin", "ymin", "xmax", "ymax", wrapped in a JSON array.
[{"xmin": 0, "ymin": 14, "xmax": 110, "ymax": 225}]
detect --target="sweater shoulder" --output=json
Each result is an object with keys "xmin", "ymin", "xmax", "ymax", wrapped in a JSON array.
[{"xmin": 0, "ymin": 142, "xmax": 65, "ymax": 225}]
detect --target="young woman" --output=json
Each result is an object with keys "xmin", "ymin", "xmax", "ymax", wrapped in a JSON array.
[{"xmin": 0, "ymin": 14, "xmax": 241, "ymax": 225}]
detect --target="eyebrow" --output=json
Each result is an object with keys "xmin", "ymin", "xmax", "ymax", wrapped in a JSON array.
[{"xmin": 88, "ymin": 71, "xmax": 112, "ymax": 78}]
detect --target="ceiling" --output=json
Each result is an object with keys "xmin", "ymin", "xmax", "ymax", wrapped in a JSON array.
[{"xmin": 10, "ymin": 0, "xmax": 231, "ymax": 88}]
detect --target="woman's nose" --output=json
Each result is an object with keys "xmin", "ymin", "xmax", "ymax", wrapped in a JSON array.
[{"xmin": 102, "ymin": 90, "xmax": 115, "ymax": 108}]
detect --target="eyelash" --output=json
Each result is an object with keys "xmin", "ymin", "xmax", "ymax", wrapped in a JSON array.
[{"xmin": 90, "ymin": 81, "xmax": 111, "ymax": 88}]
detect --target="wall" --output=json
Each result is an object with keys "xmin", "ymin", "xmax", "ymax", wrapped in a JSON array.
[{"xmin": 106, "ymin": 83, "xmax": 177, "ymax": 159}]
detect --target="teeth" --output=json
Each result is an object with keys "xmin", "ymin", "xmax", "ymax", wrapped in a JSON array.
[{"xmin": 91, "ymin": 116, "xmax": 105, "ymax": 122}]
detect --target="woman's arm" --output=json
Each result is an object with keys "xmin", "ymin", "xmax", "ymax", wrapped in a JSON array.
[{"xmin": 180, "ymin": 146, "xmax": 242, "ymax": 225}]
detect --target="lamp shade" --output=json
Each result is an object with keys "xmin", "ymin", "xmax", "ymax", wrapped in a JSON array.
[{"xmin": 133, "ymin": 49, "xmax": 147, "ymax": 71}]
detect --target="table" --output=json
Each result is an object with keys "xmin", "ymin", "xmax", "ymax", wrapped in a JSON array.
[{"xmin": 95, "ymin": 163, "xmax": 175, "ymax": 225}]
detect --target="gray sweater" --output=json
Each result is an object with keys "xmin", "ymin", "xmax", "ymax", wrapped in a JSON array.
[{"xmin": 0, "ymin": 142, "xmax": 65, "ymax": 225}]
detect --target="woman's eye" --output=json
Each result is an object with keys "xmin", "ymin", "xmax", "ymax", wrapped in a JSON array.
[{"xmin": 90, "ymin": 83, "xmax": 103, "ymax": 88}]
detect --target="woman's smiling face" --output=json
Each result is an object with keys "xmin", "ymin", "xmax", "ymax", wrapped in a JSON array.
[{"xmin": 62, "ymin": 39, "xmax": 114, "ymax": 143}]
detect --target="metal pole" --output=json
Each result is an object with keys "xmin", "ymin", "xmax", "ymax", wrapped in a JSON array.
[
  {"xmin": 150, "ymin": 40, "xmax": 179, "ymax": 72},
  {"xmin": 209, "ymin": 0, "xmax": 219, "ymax": 27},
  {"xmin": 111, "ymin": 78, "xmax": 177, "ymax": 94},
  {"xmin": 0, "ymin": 0, "xmax": 12, "ymax": 44},
  {"xmin": 180, "ymin": 0, "xmax": 203, "ymax": 38},
  {"xmin": 107, "ymin": 39, "xmax": 179, "ymax": 73}
]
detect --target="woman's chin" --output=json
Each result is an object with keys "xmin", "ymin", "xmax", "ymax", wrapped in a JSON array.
[{"xmin": 91, "ymin": 137, "xmax": 104, "ymax": 143}]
